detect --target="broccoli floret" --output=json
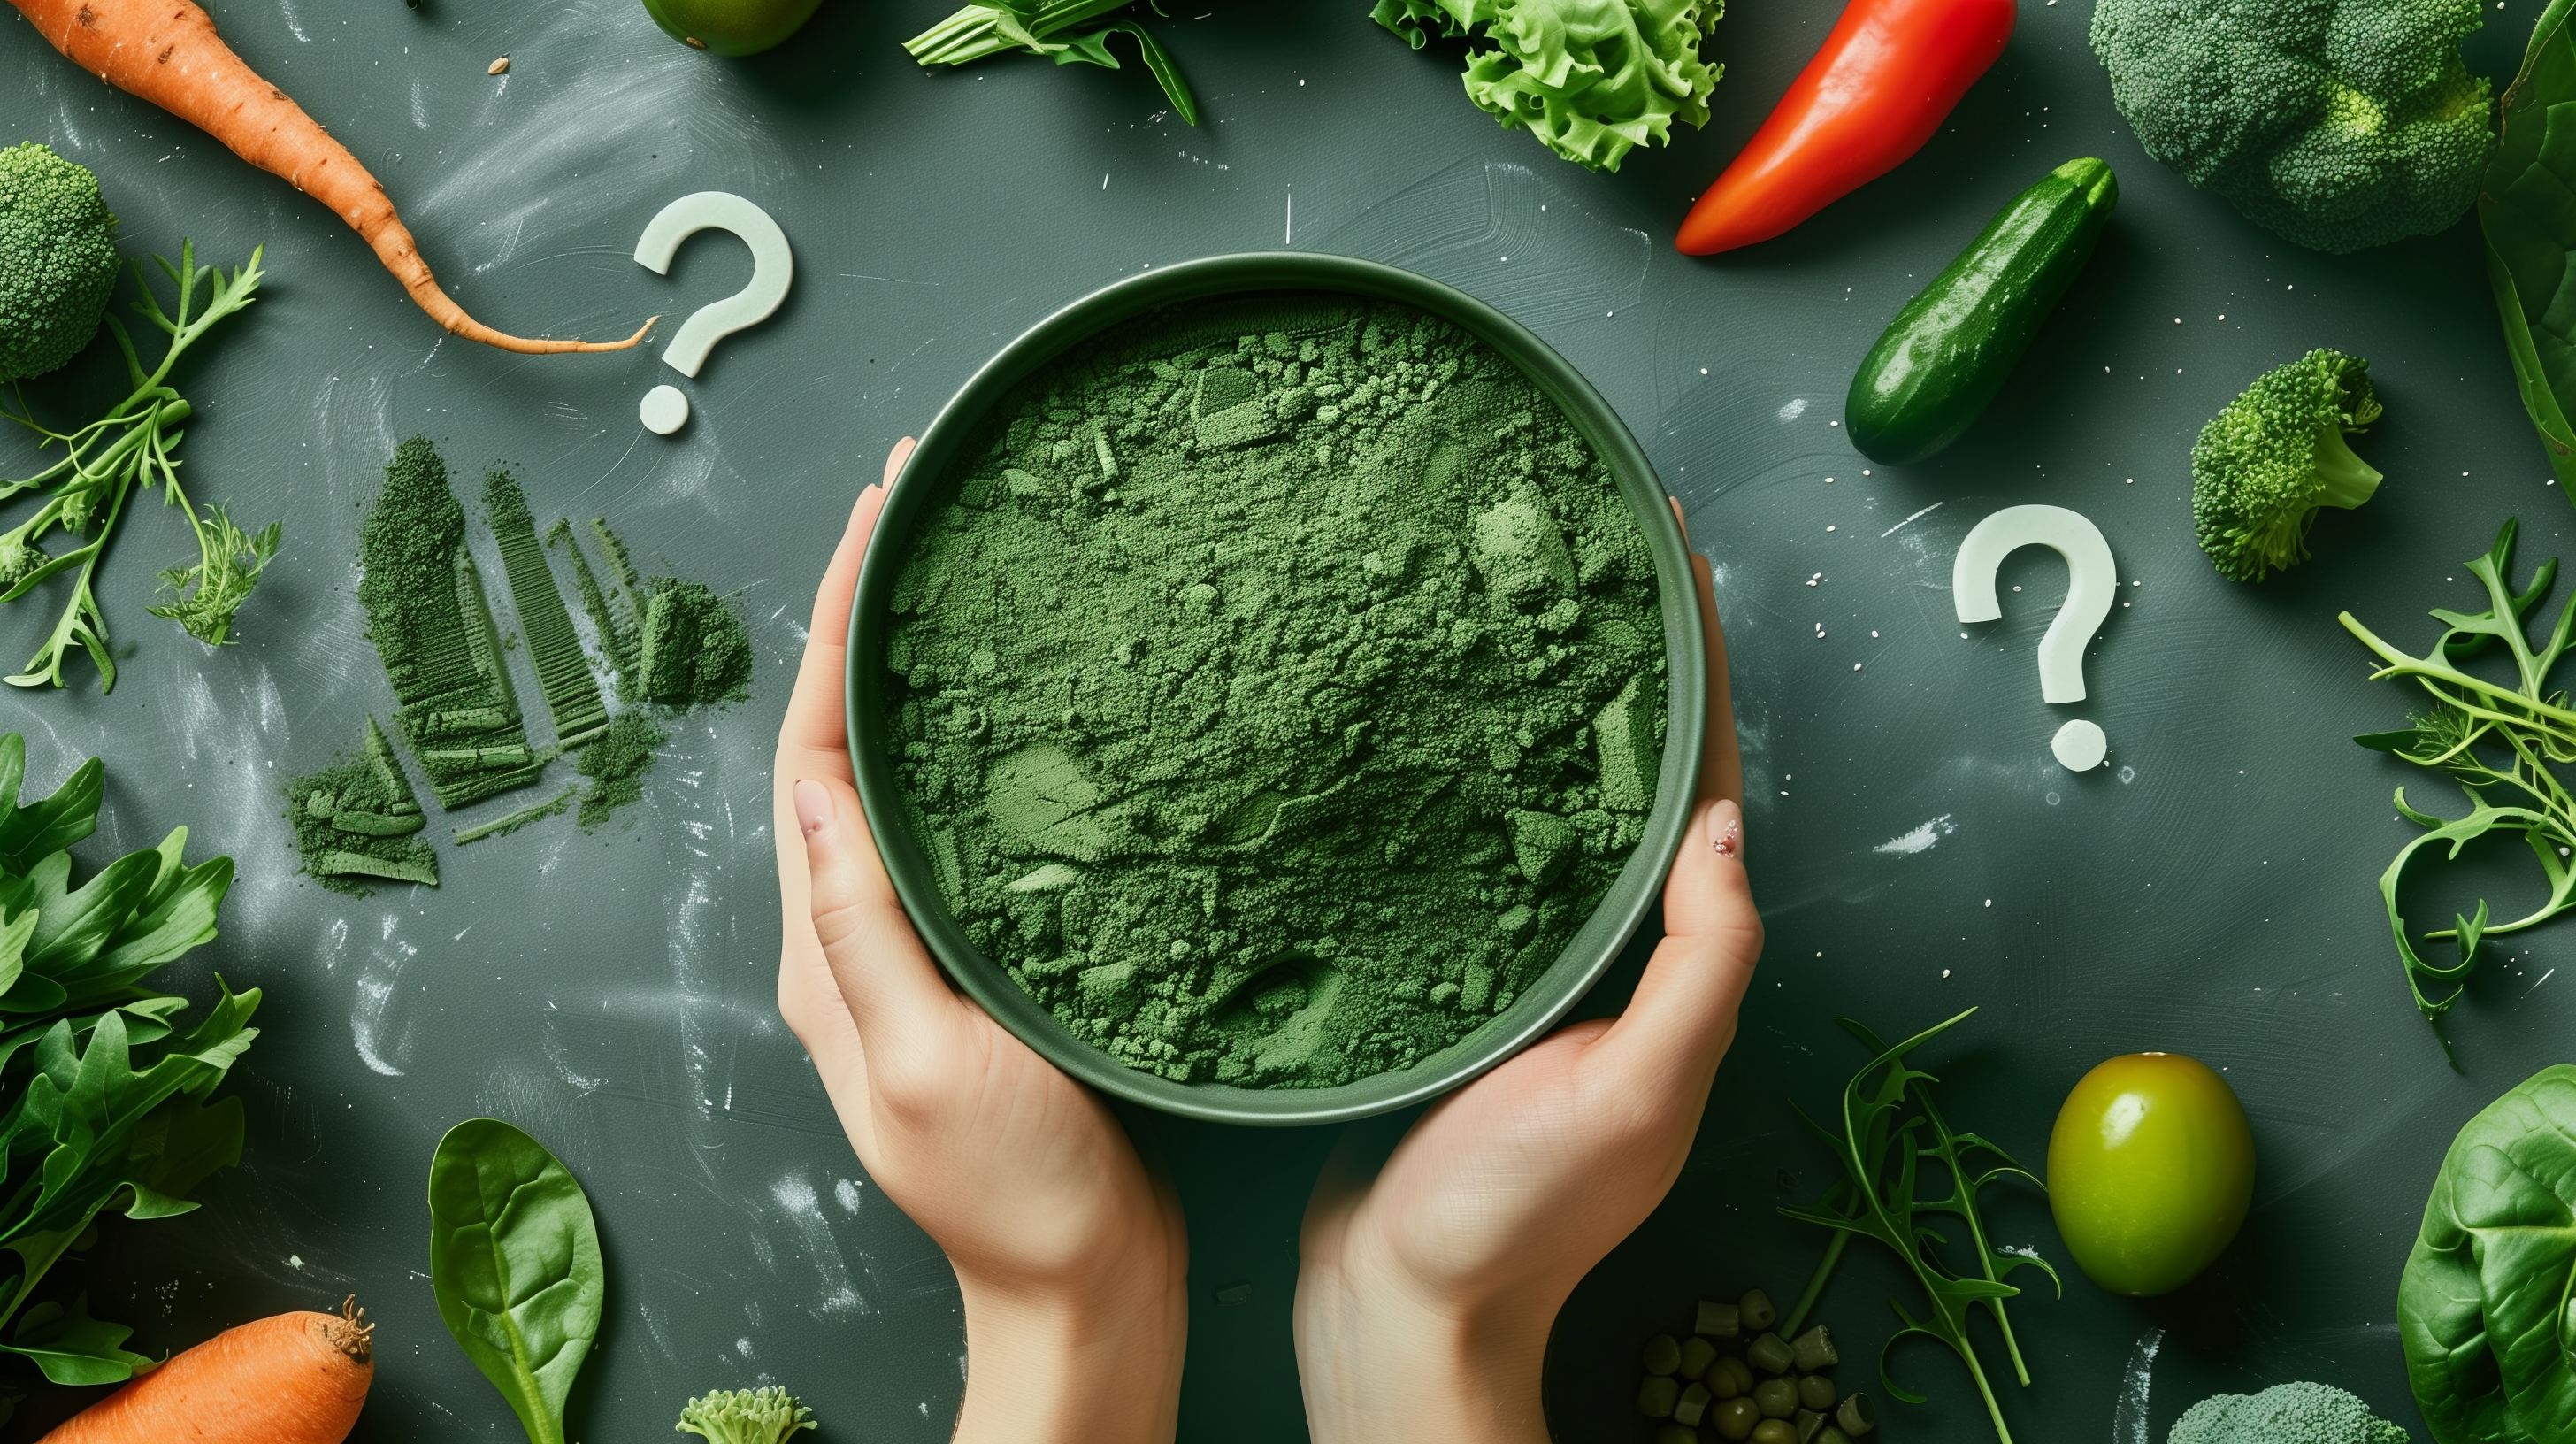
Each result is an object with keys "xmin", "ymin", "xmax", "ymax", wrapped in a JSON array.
[
  {"xmin": 2090, "ymin": 0, "xmax": 2493, "ymax": 253},
  {"xmin": 2192, "ymin": 347, "xmax": 2383, "ymax": 581},
  {"xmin": 676, "ymin": 1386, "xmax": 816, "ymax": 1444},
  {"xmin": 2169, "ymin": 1381, "xmax": 2411, "ymax": 1444},
  {"xmin": 0, "ymin": 142, "xmax": 119, "ymax": 383}
]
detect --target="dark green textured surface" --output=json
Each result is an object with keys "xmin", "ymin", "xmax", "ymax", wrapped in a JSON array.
[{"xmin": 1, "ymin": 1, "xmax": 2571, "ymax": 1440}]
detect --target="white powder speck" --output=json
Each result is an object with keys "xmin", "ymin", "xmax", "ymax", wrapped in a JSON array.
[{"xmin": 1874, "ymin": 816, "xmax": 1956, "ymax": 856}]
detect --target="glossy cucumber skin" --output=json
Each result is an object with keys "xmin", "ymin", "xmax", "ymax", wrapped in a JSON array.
[{"xmin": 1846, "ymin": 157, "xmax": 2118, "ymax": 465}]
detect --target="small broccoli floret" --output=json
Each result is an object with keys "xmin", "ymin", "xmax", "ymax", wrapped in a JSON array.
[
  {"xmin": 676, "ymin": 1386, "xmax": 816, "ymax": 1444},
  {"xmin": 2168, "ymin": 1381, "xmax": 2411, "ymax": 1444},
  {"xmin": 2091, "ymin": 0, "xmax": 2493, "ymax": 253},
  {"xmin": 2192, "ymin": 348, "xmax": 2384, "ymax": 581},
  {"xmin": 0, "ymin": 142, "xmax": 119, "ymax": 383}
]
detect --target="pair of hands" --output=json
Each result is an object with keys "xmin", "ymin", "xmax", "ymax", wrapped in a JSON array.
[{"xmin": 773, "ymin": 440, "xmax": 1764, "ymax": 1443}]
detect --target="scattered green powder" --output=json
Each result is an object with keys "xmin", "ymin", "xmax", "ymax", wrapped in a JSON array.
[
  {"xmin": 286, "ymin": 716, "xmax": 438, "ymax": 894},
  {"xmin": 487, "ymin": 469, "xmax": 609, "ymax": 749},
  {"xmin": 359, "ymin": 437, "xmax": 545, "ymax": 809},
  {"xmin": 456, "ymin": 785, "xmax": 576, "ymax": 844},
  {"xmin": 882, "ymin": 296, "xmax": 1665, "ymax": 1088},
  {"xmin": 576, "ymin": 710, "xmax": 667, "ymax": 830},
  {"xmin": 638, "ymin": 578, "xmax": 754, "ymax": 708}
]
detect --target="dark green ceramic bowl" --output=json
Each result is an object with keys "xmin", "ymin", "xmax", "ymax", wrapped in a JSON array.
[{"xmin": 846, "ymin": 253, "xmax": 1706, "ymax": 1125}]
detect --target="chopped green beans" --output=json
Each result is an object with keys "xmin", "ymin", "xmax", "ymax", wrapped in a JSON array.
[
  {"xmin": 1752, "ymin": 1419, "xmax": 1799, "ymax": 1444},
  {"xmin": 1798, "ymin": 1373, "xmax": 1837, "ymax": 1410},
  {"xmin": 1817, "ymin": 1429, "xmax": 1854, "ymax": 1444},
  {"xmin": 1677, "ymin": 1381, "xmax": 1714, "ymax": 1425},
  {"xmin": 1710, "ymin": 1356, "xmax": 1754, "ymax": 1398},
  {"xmin": 1679, "ymin": 1334, "xmax": 1718, "ymax": 1379},
  {"xmin": 1754, "ymin": 1377, "xmax": 1799, "ymax": 1417},
  {"xmin": 1798, "ymin": 1409, "xmax": 1828, "ymax": 1444},
  {"xmin": 1698, "ymin": 1298, "xmax": 1743, "ymax": 1338},
  {"xmin": 1748, "ymin": 1332, "xmax": 1795, "ymax": 1374},
  {"xmin": 1836, "ymin": 1392, "xmax": 1876, "ymax": 1437},
  {"xmin": 1644, "ymin": 1334, "xmax": 1683, "ymax": 1375},
  {"xmin": 1739, "ymin": 1288, "xmax": 1778, "ymax": 1333},
  {"xmin": 1790, "ymin": 1325, "xmax": 1839, "ymax": 1371},
  {"xmin": 1713, "ymin": 1396, "xmax": 1761, "ymax": 1440},
  {"xmin": 1639, "ymin": 1375, "xmax": 1682, "ymax": 1417}
]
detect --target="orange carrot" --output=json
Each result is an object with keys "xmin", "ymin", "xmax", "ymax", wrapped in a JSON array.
[
  {"xmin": 37, "ymin": 1296, "xmax": 375, "ymax": 1444},
  {"xmin": 6, "ymin": 0, "xmax": 650, "ymax": 354}
]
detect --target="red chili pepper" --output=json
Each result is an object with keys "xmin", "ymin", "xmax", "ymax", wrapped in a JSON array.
[{"xmin": 1675, "ymin": 0, "xmax": 2017, "ymax": 256}]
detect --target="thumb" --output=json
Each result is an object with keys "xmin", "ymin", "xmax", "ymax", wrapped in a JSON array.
[
  {"xmin": 793, "ymin": 775, "xmax": 957, "ymax": 1047},
  {"xmin": 1595, "ymin": 797, "xmax": 1762, "ymax": 1079}
]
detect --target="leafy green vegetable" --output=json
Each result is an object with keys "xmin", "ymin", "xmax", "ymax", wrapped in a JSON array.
[
  {"xmin": 2090, "ymin": 0, "xmax": 2494, "ymax": 254},
  {"xmin": 2480, "ymin": 0, "xmax": 2576, "ymax": 488},
  {"xmin": 2340, "ymin": 518, "xmax": 2576, "ymax": 1057},
  {"xmin": 2399, "ymin": 1064, "xmax": 2576, "ymax": 1444},
  {"xmin": 428, "ymin": 1118, "xmax": 604, "ymax": 1444},
  {"xmin": 0, "ymin": 142, "xmax": 120, "ymax": 386},
  {"xmin": 0, "ymin": 732, "xmax": 259, "ymax": 1409},
  {"xmin": 2191, "ymin": 349, "xmax": 2384, "ymax": 582},
  {"xmin": 2172, "ymin": 1382, "xmax": 2412, "ymax": 1444},
  {"xmin": 906, "ymin": 1, "xmax": 1200, "ymax": 126},
  {"xmin": 1373, "ymin": 0, "xmax": 1722, "ymax": 173},
  {"xmin": 678, "ymin": 1386, "xmax": 817, "ymax": 1444},
  {"xmin": 1780, "ymin": 1010, "xmax": 2058, "ymax": 1444},
  {"xmin": 0, "ymin": 241, "xmax": 274, "ymax": 689}
]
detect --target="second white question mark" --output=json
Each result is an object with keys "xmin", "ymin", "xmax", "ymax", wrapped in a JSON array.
[
  {"xmin": 1951, "ymin": 504, "xmax": 2118, "ymax": 772},
  {"xmin": 634, "ymin": 192, "xmax": 794, "ymax": 435}
]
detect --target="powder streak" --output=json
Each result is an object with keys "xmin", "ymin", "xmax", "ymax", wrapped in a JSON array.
[{"xmin": 1874, "ymin": 815, "xmax": 1956, "ymax": 856}]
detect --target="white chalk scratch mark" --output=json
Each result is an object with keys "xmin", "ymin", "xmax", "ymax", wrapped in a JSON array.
[
  {"xmin": 1775, "ymin": 398, "xmax": 1808, "ymax": 422},
  {"xmin": 2112, "ymin": 1327, "xmax": 2163, "ymax": 1444},
  {"xmin": 1882, "ymin": 502, "xmax": 1944, "ymax": 539},
  {"xmin": 1874, "ymin": 816, "xmax": 1956, "ymax": 856}
]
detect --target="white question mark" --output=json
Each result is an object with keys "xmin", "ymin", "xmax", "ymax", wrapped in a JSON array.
[
  {"xmin": 632, "ymin": 192, "xmax": 794, "ymax": 435},
  {"xmin": 1951, "ymin": 504, "xmax": 2118, "ymax": 772}
]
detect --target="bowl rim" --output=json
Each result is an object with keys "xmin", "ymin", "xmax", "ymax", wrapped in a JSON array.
[{"xmin": 844, "ymin": 251, "xmax": 1706, "ymax": 1125}]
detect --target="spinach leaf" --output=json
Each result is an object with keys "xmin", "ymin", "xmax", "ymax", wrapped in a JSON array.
[
  {"xmin": 2481, "ymin": 0, "xmax": 2576, "ymax": 488},
  {"xmin": 427, "ymin": 1118, "xmax": 604, "ymax": 1444},
  {"xmin": 2399, "ymin": 1064, "xmax": 2576, "ymax": 1444}
]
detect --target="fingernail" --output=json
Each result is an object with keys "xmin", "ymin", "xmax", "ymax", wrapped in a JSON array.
[
  {"xmin": 1710, "ymin": 799, "xmax": 1743, "ymax": 858},
  {"xmin": 794, "ymin": 780, "xmax": 832, "ymax": 839}
]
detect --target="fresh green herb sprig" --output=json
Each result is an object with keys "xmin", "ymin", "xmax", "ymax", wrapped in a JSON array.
[
  {"xmin": 2340, "ymin": 518, "xmax": 2576, "ymax": 1059},
  {"xmin": 0, "ymin": 242, "xmax": 275, "ymax": 690},
  {"xmin": 905, "ymin": 0, "xmax": 1200, "ymax": 125},
  {"xmin": 1781, "ymin": 1010, "xmax": 2058, "ymax": 1444}
]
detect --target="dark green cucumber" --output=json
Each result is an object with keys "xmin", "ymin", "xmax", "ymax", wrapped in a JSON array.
[{"xmin": 1846, "ymin": 157, "xmax": 2118, "ymax": 465}]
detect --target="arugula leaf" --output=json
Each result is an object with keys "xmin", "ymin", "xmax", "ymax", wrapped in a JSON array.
[
  {"xmin": 1780, "ymin": 1010, "xmax": 2058, "ymax": 1444},
  {"xmin": 906, "ymin": 1, "xmax": 1201, "ymax": 124},
  {"xmin": 428, "ymin": 1118, "xmax": 605, "ymax": 1444},
  {"xmin": 2342, "ymin": 519, "xmax": 2576, "ymax": 1060},
  {"xmin": 0, "ymin": 734, "xmax": 259, "ymax": 1399}
]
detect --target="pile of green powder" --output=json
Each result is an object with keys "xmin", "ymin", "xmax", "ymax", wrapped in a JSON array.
[
  {"xmin": 882, "ymin": 296, "xmax": 1666, "ymax": 1089},
  {"xmin": 286, "ymin": 717, "xmax": 437, "ymax": 894}
]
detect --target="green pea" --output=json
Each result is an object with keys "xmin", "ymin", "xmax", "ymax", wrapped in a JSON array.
[
  {"xmin": 1816, "ymin": 1430, "xmax": 1853, "ymax": 1444},
  {"xmin": 1754, "ymin": 1377, "xmax": 1798, "ymax": 1418},
  {"xmin": 1679, "ymin": 1335, "xmax": 1719, "ymax": 1379},
  {"xmin": 1751, "ymin": 1420, "xmax": 1799, "ymax": 1444},
  {"xmin": 1739, "ymin": 1288, "xmax": 1779, "ymax": 1333},
  {"xmin": 1643, "ymin": 1333, "xmax": 1683, "ymax": 1376},
  {"xmin": 1638, "ymin": 1375, "xmax": 1681, "ymax": 1417},
  {"xmin": 1709, "ymin": 1356, "xmax": 1755, "ymax": 1399},
  {"xmin": 1658, "ymin": 1428, "xmax": 1702, "ymax": 1444},
  {"xmin": 1713, "ymin": 1395, "xmax": 1762, "ymax": 1441},
  {"xmin": 1798, "ymin": 1373, "xmax": 1837, "ymax": 1411}
]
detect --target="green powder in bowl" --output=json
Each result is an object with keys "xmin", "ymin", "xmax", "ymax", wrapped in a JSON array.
[{"xmin": 877, "ymin": 291, "xmax": 1668, "ymax": 1091}]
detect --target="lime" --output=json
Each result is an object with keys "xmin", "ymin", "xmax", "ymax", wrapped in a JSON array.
[{"xmin": 638, "ymin": 0, "xmax": 821, "ymax": 56}]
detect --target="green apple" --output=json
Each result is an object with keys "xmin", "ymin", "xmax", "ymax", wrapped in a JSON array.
[{"xmin": 639, "ymin": 0, "xmax": 822, "ymax": 56}]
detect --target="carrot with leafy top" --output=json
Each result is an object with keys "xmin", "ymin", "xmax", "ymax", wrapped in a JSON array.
[
  {"xmin": 36, "ymin": 1297, "xmax": 375, "ymax": 1444},
  {"xmin": 5, "ymin": 0, "xmax": 651, "ymax": 354}
]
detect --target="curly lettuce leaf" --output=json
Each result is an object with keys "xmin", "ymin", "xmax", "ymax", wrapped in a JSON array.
[{"xmin": 1374, "ymin": 0, "xmax": 1723, "ymax": 172}]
